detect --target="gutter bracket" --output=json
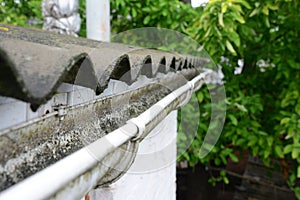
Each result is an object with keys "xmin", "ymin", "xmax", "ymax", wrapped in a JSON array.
[
  {"xmin": 177, "ymin": 81, "xmax": 194, "ymax": 109},
  {"xmin": 126, "ymin": 118, "xmax": 145, "ymax": 141},
  {"xmin": 53, "ymin": 105, "xmax": 67, "ymax": 121}
]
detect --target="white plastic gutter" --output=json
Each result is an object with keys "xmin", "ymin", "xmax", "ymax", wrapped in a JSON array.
[
  {"xmin": 0, "ymin": 71, "xmax": 210, "ymax": 200},
  {"xmin": 86, "ymin": 0, "xmax": 110, "ymax": 41}
]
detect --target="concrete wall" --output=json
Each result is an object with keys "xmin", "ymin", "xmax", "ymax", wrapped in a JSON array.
[
  {"xmin": 88, "ymin": 111, "xmax": 178, "ymax": 200},
  {"xmin": 0, "ymin": 83, "xmax": 95, "ymax": 131}
]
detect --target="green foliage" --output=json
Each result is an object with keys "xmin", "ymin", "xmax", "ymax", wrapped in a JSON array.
[
  {"xmin": 208, "ymin": 170, "xmax": 229, "ymax": 186},
  {"xmin": 182, "ymin": 0, "xmax": 300, "ymax": 195},
  {"xmin": 111, "ymin": 0, "xmax": 199, "ymax": 33},
  {"xmin": 0, "ymin": 0, "xmax": 43, "ymax": 27},
  {"xmin": 78, "ymin": 0, "xmax": 86, "ymax": 37}
]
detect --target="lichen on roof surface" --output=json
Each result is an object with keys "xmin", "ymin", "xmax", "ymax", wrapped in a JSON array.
[{"xmin": 0, "ymin": 24, "xmax": 207, "ymax": 111}]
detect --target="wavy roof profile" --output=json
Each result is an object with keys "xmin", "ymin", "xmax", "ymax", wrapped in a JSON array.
[{"xmin": 0, "ymin": 24, "xmax": 207, "ymax": 111}]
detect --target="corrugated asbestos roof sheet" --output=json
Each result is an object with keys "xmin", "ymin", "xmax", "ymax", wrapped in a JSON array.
[{"xmin": 0, "ymin": 24, "xmax": 206, "ymax": 111}]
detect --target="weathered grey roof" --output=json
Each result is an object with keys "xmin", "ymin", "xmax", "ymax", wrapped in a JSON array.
[{"xmin": 0, "ymin": 24, "xmax": 206, "ymax": 111}]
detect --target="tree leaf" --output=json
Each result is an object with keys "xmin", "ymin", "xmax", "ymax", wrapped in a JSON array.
[
  {"xmin": 143, "ymin": 15, "xmax": 151, "ymax": 25},
  {"xmin": 264, "ymin": 16, "xmax": 270, "ymax": 28},
  {"xmin": 275, "ymin": 146, "xmax": 284, "ymax": 158},
  {"xmin": 204, "ymin": 26, "xmax": 212, "ymax": 38},
  {"xmin": 287, "ymin": 59, "xmax": 300, "ymax": 69},
  {"xmin": 267, "ymin": 137, "xmax": 273, "ymax": 147},
  {"xmin": 220, "ymin": 170, "xmax": 226, "ymax": 176},
  {"xmin": 262, "ymin": 6, "xmax": 269, "ymax": 15},
  {"xmin": 231, "ymin": 12, "xmax": 245, "ymax": 24},
  {"xmin": 142, "ymin": 7, "xmax": 151, "ymax": 12},
  {"xmin": 238, "ymin": 0, "xmax": 251, "ymax": 9},
  {"xmin": 253, "ymin": 147, "xmax": 259, "ymax": 156},
  {"xmin": 294, "ymin": 187, "xmax": 300, "ymax": 200},
  {"xmin": 267, "ymin": 2, "xmax": 279, "ymax": 11},
  {"xmin": 214, "ymin": 157, "xmax": 221, "ymax": 166},
  {"xmin": 280, "ymin": 117, "xmax": 290, "ymax": 125},
  {"xmin": 227, "ymin": 30, "xmax": 241, "ymax": 47},
  {"xmin": 228, "ymin": 114, "xmax": 238, "ymax": 126},
  {"xmin": 224, "ymin": 176, "xmax": 229, "ymax": 184},
  {"xmin": 132, "ymin": 9, "xmax": 137, "ymax": 18},
  {"xmin": 197, "ymin": 91, "xmax": 204, "ymax": 103},
  {"xmin": 218, "ymin": 12, "xmax": 225, "ymax": 27},
  {"xmin": 284, "ymin": 144, "xmax": 294, "ymax": 154},
  {"xmin": 226, "ymin": 40, "xmax": 237, "ymax": 55},
  {"xmin": 249, "ymin": 8, "xmax": 260, "ymax": 17},
  {"xmin": 292, "ymin": 148, "xmax": 300, "ymax": 159},
  {"xmin": 234, "ymin": 103, "xmax": 248, "ymax": 112},
  {"xmin": 229, "ymin": 153, "xmax": 239, "ymax": 162},
  {"xmin": 221, "ymin": 4, "xmax": 227, "ymax": 13}
]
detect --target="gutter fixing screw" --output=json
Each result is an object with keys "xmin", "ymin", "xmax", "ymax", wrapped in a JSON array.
[{"xmin": 53, "ymin": 105, "xmax": 67, "ymax": 121}]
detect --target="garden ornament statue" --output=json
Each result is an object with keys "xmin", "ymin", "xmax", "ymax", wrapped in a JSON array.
[{"xmin": 42, "ymin": 0, "xmax": 81, "ymax": 36}]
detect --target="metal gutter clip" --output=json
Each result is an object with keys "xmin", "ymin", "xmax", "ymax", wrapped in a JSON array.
[{"xmin": 53, "ymin": 105, "xmax": 68, "ymax": 121}]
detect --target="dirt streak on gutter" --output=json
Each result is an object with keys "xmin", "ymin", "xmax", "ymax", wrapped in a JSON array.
[{"xmin": 0, "ymin": 69, "xmax": 198, "ymax": 192}]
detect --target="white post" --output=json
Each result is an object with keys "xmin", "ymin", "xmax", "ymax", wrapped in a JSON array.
[{"xmin": 86, "ymin": 0, "xmax": 110, "ymax": 42}]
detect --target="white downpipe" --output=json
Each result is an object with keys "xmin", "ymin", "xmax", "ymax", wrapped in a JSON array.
[
  {"xmin": 86, "ymin": 0, "xmax": 110, "ymax": 41},
  {"xmin": 0, "ymin": 72, "xmax": 210, "ymax": 200}
]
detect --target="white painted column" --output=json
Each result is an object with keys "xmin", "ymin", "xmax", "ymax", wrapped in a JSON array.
[
  {"xmin": 88, "ymin": 111, "xmax": 178, "ymax": 200},
  {"xmin": 86, "ymin": 0, "xmax": 110, "ymax": 41}
]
